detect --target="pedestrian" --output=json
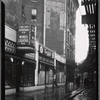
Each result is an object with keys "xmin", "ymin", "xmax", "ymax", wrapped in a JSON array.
[{"xmin": 54, "ymin": 74, "xmax": 57, "ymax": 87}]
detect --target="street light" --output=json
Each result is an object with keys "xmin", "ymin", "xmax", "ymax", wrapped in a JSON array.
[
  {"xmin": 10, "ymin": 58, "xmax": 14, "ymax": 62},
  {"xmin": 22, "ymin": 61, "xmax": 24, "ymax": 65}
]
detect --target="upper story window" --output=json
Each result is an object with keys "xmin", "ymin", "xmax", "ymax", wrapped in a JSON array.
[
  {"xmin": 70, "ymin": 35, "xmax": 71, "ymax": 44},
  {"xmin": 71, "ymin": 2, "xmax": 72, "ymax": 11},
  {"xmin": 31, "ymin": 0, "xmax": 38, "ymax": 2},
  {"xmin": 31, "ymin": 9, "xmax": 37, "ymax": 21},
  {"xmin": 67, "ymin": 32, "xmax": 69, "ymax": 42}
]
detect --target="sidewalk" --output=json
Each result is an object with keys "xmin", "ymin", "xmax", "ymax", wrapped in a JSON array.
[
  {"xmin": 5, "ymin": 85, "xmax": 66, "ymax": 100},
  {"xmin": 5, "ymin": 85, "xmax": 86, "ymax": 100}
]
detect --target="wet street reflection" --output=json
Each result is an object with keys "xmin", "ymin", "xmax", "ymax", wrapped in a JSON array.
[{"xmin": 71, "ymin": 87, "xmax": 96, "ymax": 100}]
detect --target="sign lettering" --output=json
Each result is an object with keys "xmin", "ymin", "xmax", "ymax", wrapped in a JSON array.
[
  {"xmin": 39, "ymin": 55, "xmax": 54, "ymax": 65},
  {"xmin": 5, "ymin": 39, "xmax": 16, "ymax": 54},
  {"xmin": 24, "ymin": 53, "xmax": 35, "ymax": 60},
  {"xmin": 18, "ymin": 25, "xmax": 30, "ymax": 45},
  {"xmin": 39, "ymin": 45, "xmax": 55, "ymax": 58}
]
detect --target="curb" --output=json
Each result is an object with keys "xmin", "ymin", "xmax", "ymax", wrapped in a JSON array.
[
  {"xmin": 67, "ymin": 88, "xmax": 87, "ymax": 100},
  {"xmin": 60, "ymin": 88, "xmax": 87, "ymax": 100}
]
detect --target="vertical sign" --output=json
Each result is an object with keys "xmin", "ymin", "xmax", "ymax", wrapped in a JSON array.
[
  {"xmin": 18, "ymin": 25, "xmax": 30, "ymax": 45},
  {"xmin": 31, "ymin": 25, "xmax": 35, "ymax": 46}
]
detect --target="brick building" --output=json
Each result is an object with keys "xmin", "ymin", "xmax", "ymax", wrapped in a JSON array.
[
  {"xmin": 3, "ymin": 0, "xmax": 79, "ymax": 61},
  {"xmin": 3, "ymin": 0, "xmax": 67, "ymax": 95}
]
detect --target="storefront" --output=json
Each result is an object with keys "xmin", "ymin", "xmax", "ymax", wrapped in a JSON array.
[
  {"xmin": 5, "ymin": 24, "xmax": 36, "ymax": 95},
  {"xmin": 19, "ymin": 53, "xmax": 36, "ymax": 87},
  {"xmin": 56, "ymin": 61, "xmax": 66, "ymax": 83},
  {"xmin": 16, "ymin": 24, "xmax": 36, "ymax": 92},
  {"xmin": 55, "ymin": 54, "xmax": 66, "ymax": 84},
  {"xmin": 5, "ymin": 25, "xmax": 17, "ymax": 95},
  {"xmin": 38, "ymin": 44, "xmax": 55, "ymax": 85},
  {"xmin": 5, "ymin": 53, "xmax": 36, "ymax": 94}
]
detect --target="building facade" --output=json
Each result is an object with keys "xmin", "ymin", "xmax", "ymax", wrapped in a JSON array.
[
  {"xmin": 3, "ymin": 0, "xmax": 78, "ymax": 95},
  {"xmin": 65, "ymin": 0, "xmax": 79, "ymax": 61},
  {"xmin": 5, "ymin": 24, "xmax": 66, "ymax": 95},
  {"xmin": 3, "ymin": 0, "xmax": 79, "ymax": 60}
]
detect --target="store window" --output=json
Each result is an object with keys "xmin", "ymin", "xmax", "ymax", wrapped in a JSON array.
[
  {"xmin": 56, "ymin": 62, "xmax": 65, "ymax": 83},
  {"xmin": 48, "ymin": 68, "xmax": 53, "ymax": 84},
  {"xmin": 5, "ymin": 57, "xmax": 16, "ymax": 89},
  {"xmin": 31, "ymin": 9, "xmax": 37, "ymax": 21},
  {"xmin": 67, "ymin": 32, "xmax": 69, "ymax": 42},
  {"xmin": 38, "ymin": 64, "xmax": 45, "ymax": 85},
  {"xmin": 21, "ymin": 62, "xmax": 35, "ymax": 87},
  {"xmin": 38, "ymin": 63, "xmax": 54, "ymax": 85}
]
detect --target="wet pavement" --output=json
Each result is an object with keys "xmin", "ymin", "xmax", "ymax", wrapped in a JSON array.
[
  {"xmin": 70, "ymin": 87, "xmax": 97, "ymax": 100},
  {"xmin": 5, "ymin": 85, "xmax": 67, "ymax": 100},
  {"xmin": 5, "ymin": 83, "xmax": 97, "ymax": 100},
  {"xmin": 5, "ymin": 84, "xmax": 75, "ymax": 100}
]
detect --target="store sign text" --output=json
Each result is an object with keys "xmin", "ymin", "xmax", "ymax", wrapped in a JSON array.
[
  {"xmin": 39, "ymin": 45, "xmax": 55, "ymax": 58},
  {"xmin": 5, "ymin": 39, "xmax": 16, "ymax": 54},
  {"xmin": 39, "ymin": 55, "xmax": 54, "ymax": 65},
  {"xmin": 17, "ymin": 25, "xmax": 35, "ymax": 51},
  {"xmin": 24, "ymin": 53, "xmax": 35, "ymax": 60},
  {"xmin": 18, "ymin": 25, "xmax": 30, "ymax": 45}
]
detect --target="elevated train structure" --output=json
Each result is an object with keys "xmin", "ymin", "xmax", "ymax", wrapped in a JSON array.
[{"xmin": 79, "ymin": 0, "xmax": 98, "ymax": 87}]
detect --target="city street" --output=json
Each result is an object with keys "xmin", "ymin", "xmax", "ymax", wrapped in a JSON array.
[
  {"xmin": 6, "ymin": 83, "xmax": 97, "ymax": 100},
  {"xmin": 2, "ymin": 0, "xmax": 98, "ymax": 100},
  {"xmin": 71, "ymin": 87, "xmax": 97, "ymax": 100},
  {"xmin": 5, "ymin": 84, "xmax": 75, "ymax": 100}
]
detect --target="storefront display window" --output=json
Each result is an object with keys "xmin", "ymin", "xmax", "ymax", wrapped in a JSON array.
[
  {"xmin": 21, "ymin": 62, "xmax": 35, "ymax": 87},
  {"xmin": 38, "ymin": 63, "xmax": 54, "ymax": 85},
  {"xmin": 56, "ymin": 62, "xmax": 65, "ymax": 83},
  {"xmin": 38, "ymin": 64, "xmax": 45, "ymax": 85},
  {"xmin": 48, "ymin": 68, "xmax": 53, "ymax": 84},
  {"xmin": 5, "ymin": 57, "xmax": 16, "ymax": 89}
]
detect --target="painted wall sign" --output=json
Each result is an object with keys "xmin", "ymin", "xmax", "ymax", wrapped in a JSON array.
[
  {"xmin": 5, "ymin": 39, "xmax": 16, "ymax": 54},
  {"xmin": 39, "ymin": 44, "xmax": 55, "ymax": 59}
]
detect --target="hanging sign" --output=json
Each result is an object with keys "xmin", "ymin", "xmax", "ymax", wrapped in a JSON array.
[
  {"xmin": 17, "ymin": 24, "xmax": 36, "ymax": 52},
  {"xmin": 30, "ymin": 25, "xmax": 35, "ymax": 46},
  {"xmin": 17, "ymin": 25, "xmax": 30, "ymax": 45}
]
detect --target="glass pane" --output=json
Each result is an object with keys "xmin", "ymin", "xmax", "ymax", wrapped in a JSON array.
[{"xmin": 5, "ymin": 58, "xmax": 16, "ymax": 88}]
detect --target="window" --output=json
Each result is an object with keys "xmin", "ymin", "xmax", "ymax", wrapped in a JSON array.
[
  {"xmin": 21, "ymin": 62, "xmax": 35, "ymax": 86},
  {"xmin": 31, "ymin": 9, "xmax": 37, "ymax": 21},
  {"xmin": 68, "ymin": 32, "xmax": 69, "ymax": 42},
  {"xmin": 71, "ymin": 2, "xmax": 72, "ymax": 11},
  {"xmin": 5, "ymin": 57, "xmax": 16, "ymax": 89},
  {"xmin": 31, "ymin": 0, "xmax": 38, "ymax": 2},
  {"xmin": 22, "ymin": 4, "xmax": 25, "ymax": 17},
  {"xmin": 70, "ymin": 35, "xmax": 71, "ymax": 44},
  {"xmin": 68, "ymin": 14, "xmax": 70, "ymax": 24}
]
